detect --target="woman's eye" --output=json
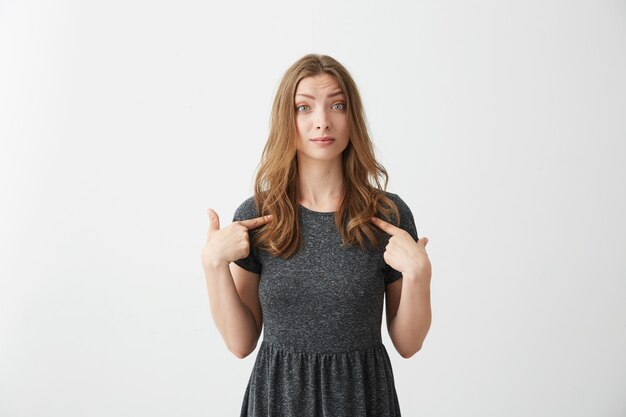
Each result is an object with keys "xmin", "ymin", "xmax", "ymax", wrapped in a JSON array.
[
  {"xmin": 333, "ymin": 103, "xmax": 345, "ymax": 110},
  {"xmin": 296, "ymin": 105, "xmax": 309, "ymax": 112}
]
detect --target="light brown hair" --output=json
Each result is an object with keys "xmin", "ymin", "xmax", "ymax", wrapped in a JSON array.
[{"xmin": 252, "ymin": 53, "xmax": 400, "ymax": 258}]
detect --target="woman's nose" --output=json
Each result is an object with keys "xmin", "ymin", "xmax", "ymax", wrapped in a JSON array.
[{"xmin": 315, "ymin": 109, "xmax": 330, "ymax": 131}]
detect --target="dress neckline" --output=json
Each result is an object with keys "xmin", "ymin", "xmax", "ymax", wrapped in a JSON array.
[{"xmin": 298, "ymin": 204, "xmax": 336, "ymax": 216}]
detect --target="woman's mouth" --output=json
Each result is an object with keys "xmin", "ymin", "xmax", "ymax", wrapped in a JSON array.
[{"xmin": 310, "ymin": 136, "xmax": 335, "ymax": 145}]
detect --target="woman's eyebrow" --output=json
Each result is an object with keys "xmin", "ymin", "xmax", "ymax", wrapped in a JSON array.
[{"xmin": 295, "ymin": 90, "xmax": 344, "ymax": 99}]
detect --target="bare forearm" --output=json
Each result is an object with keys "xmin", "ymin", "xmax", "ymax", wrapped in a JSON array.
[
  {"xmin": 390, "ymin": 277, "xmax": 431, "ymax": 358},
  {"xmin": 204, "ymin": 262, "xmax": 259, "ymax": 358}
]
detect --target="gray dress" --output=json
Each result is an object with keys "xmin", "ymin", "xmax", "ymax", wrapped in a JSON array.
[{"xmin": 232, "ymin": 191, "xmax": 419, "ymax": 417}]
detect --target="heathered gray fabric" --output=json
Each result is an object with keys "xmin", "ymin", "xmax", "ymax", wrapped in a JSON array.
[{"xmin": 232, "ymin": 191, "xmax": 419, "ymax": 417}]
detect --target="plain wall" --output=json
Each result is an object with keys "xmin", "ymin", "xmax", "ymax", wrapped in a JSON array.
[{"xmin": 1, "ymin": 0, "xmax": 625, "ymax": 416}]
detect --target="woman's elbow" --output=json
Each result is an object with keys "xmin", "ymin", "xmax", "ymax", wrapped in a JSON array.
[
  {"xmin": 228, "ymin": 342, "xmax": 257, "ymax": 359},
  {"xmin": 399, "ymin": 344, "xmax": 422, "ymax": 359}
]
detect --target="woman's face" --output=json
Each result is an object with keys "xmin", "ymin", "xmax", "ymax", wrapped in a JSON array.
[{"xmin": 294, "ymin": 73, "xmax": 350, "ymax": 162}]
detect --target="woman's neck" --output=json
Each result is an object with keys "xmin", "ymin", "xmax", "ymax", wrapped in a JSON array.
[{"xmin": 296, "ymin": 154, "xmax": 345, "ymax": 211}]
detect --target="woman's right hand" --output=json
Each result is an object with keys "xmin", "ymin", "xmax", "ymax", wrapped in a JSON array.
[{"xmin": 201, "ymin": 208, "xmax": 272, "ymax": 269}]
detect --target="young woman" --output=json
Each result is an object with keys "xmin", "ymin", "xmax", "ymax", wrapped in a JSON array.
[{"xmin": 202, "ymin": 53, "xmax": 432, "ymax": 417}]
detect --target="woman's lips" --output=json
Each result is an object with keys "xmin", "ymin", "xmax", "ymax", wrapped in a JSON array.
[
  {"xmin": 311, "ymin": 139, "xmax": 335, "ymax": 146},
  {"xmin": 311, "ymin": 136, "xmax": 335, "ymax": 146}
]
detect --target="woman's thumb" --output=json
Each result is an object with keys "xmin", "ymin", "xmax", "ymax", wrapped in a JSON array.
[{"xmin": 207, "ymin": 208, "xmax": 220, "ymax": 231}]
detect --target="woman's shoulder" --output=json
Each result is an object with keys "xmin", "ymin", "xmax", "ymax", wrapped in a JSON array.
[
  {"xmin": 232, "ymin": 195, "xmax": 259, "ymax": 222},
  {"xmin": 377, "ymin": 189, "xmax": 418, "ymax": 239},
  {"xmin": 378, "ymin": 190, "xmax": 412, "ymax": 215}
]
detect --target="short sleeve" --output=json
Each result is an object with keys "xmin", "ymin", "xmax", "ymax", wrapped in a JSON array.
[
  {"xmin": 383, "ymin": 193, "xmax": 419, "ymax": 285},
  {"xmin": 231, "ymin": 196, "xmax": 262, "ymax": 275}
]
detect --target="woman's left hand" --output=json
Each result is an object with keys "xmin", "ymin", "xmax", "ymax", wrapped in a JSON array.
[{"xmin": 371, "ymin": 216, "xmax": 431, "ymax": 284}]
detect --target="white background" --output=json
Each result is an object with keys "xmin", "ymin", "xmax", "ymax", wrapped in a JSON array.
[{"xmin": 1, "ymin": 0, "xmax": 625, "ymax": 416}]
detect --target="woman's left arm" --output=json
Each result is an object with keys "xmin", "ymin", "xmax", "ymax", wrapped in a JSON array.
[{"xmin": 371, "ymin": 216, "xmax": 432, "ymax": 358}]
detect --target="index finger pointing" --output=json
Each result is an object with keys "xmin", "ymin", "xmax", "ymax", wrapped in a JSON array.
[
  {"xmin": 371, "ymin": 216, "xmax": 401, "ymax": 235},
  {"xmin": 238, "ymin": 214, "xmax": 273, "ymax": 230}
]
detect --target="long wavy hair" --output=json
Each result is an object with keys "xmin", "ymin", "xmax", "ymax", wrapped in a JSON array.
[{"xmin": 252, "ymin": 53, "xmax": 400, "ymax": 258}]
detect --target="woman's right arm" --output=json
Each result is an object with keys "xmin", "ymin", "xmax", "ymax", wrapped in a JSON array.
[
  {"xmin": 201, "ymin": 208, "xmax": 271, "ymax": 359},
  {"xmin": 203, "ymin": 260, "xmax": 261, "ymax": 359}
]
